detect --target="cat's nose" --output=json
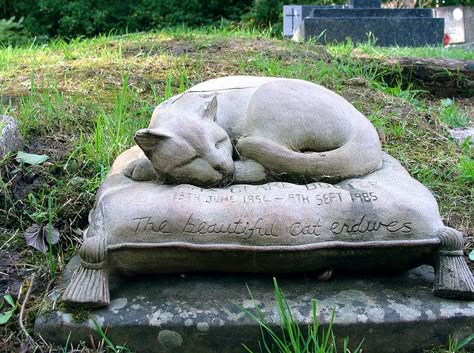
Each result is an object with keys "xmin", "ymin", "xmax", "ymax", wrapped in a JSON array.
[
  {"xmin": 212, "ymin": 161, "xmax": 232, "ymax": 176},
  {"xmin": 213, "ymin": 163, "xmax": 227, "ymax": 174}
]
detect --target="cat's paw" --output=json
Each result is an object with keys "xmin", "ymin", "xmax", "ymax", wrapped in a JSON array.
[
  {"xmin": 234, "ymin": 160, "xmax": 267, "ymax": 183},
  {"xmin": 124, "ymin": 158, "xmax": 157, "ymax": 181}
]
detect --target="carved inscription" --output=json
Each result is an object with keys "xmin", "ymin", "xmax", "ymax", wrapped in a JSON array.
[
  {"xmin": 133, "ymin": 216, "xmax": 171, "ymax": 234},
  {"xmin": 330, "ymin": 215, "xmax": 412, "ymax": 235},
  {"xmin": 132, "ymin": 214, "xmax": 413, "ymax": 239},
  {"xmin": 183, "ymin": 214, "xmax": 278, "ymax": 239},
  {"xmin": 174, "ymin": 182, "xmax": 379, "ymax": 206},
  {"xmin": 128, "ymin": 182, "xmax": 414, "ymax": 241},
  {"xmin": 350, "ymin": 192, "xmax": 377, "ymax": 203},
  {"xmin": 289, "ymin": 219, "xmax": 323, "ymax": 236}
]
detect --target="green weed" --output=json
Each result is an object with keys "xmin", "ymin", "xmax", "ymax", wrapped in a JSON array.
[
  {"xmin": 92, "ymin": 319, "xmax": 132, "ymax": 353},
  {"xmin": 47, "ymin": 192, "xmax": 57, "ymax": 279},
  {"xmin": 372, "ymin": 80, "xmax": 425, "ymax": 107},
  {"xmin": 435, "ymin": 98, "xmax": 470, "ymax": 128},
  {"xmin": 458, "ymin": 157, "xmax": 474, "ymax": 185},
  {"xmin": 241, "ymin": 278, "xmax": 363, "ymax": 353},
  {"xmin": 448, "ymin": 333, "xmax": 474, "ymax": 352},
  {"xmin": 386, "ymin": 121, "xmax": 407, "ymax": 139},
  {"xmin": 0, "ymin": 294, "xmax": 18, "ymax": 325},
  {"xmin": 431, "ymin": 334, "xmax": 474, "ymax": 353},
  {"xmin": 82, "ymin": 72, "xmax": 146, "ymax": 174},
  {"xmin": 460, "ymin": 137, "xmax": 472, "ymax": 157}
]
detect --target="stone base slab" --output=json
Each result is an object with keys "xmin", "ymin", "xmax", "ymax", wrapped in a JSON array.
[{"xmin": 35, "ymin": 257, "xmax": 474, "ymax": 353}]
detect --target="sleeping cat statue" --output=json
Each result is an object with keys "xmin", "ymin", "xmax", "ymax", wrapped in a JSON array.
[{"xmin": 124, "ymin": 76, "xmax": 383, "ymax": 187}]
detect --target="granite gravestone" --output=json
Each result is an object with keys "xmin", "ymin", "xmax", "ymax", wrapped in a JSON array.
[
  {"xmin": 289, "ymin": 0, "xmax": 444, "ymax": 46},
  {"xmin": 61, "ymin": 76, "xmax": 474, "ymax": 308}
]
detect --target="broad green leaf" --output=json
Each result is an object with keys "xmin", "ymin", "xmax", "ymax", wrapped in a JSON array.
[
  {"xmin": 0, "ymin": 309, "xmax": 15, "ymax": 325},
  {"xmin": 3, "ymin": 295, "xmax": 15, "ymax": 308},
  {"xmin": 16, "ymin": 151, "xmax": 49, "ymax": 165},
  {"xmin": 469, "ymin": 250, "xmax": 474, "ymax": 262}
]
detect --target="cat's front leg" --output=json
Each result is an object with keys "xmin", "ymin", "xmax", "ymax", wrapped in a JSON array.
[
  {"xmin": 233, "ymin": 160, "xmax": 267, "ymax": 184},
  {"xmin": 124, "ymin": 158, "xmax": 158, "ymax": 181}
]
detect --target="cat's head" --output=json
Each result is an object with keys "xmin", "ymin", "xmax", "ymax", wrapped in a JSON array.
[{"xmin": 134, "ymin": 104, "xmax": 234, "ymax": 187}]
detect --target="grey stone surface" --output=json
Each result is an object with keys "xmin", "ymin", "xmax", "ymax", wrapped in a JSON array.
[
  {"xmin": 435, "ymin": 6, "xmax": 465, "ymax": 44},
  {"xmin": 61, "ymin": 76, "xmax": 474, "ymax": 308},
  {"xmin": 310, "ymin": 8, "xmax": 434, "ymax": 18},
  {"xmin": 349, "ymin": 0, "xmax": 382, "ymax": 8},
  {"xmin": 453, "ymin": 41, "xmax": 474, "ymax": 49},
  {"xmin": 295, "ymin": 17, "xmax": 444, "ymax": 46},
  {"xmin": 283, "ymin": 5, "xmax": 348, "ymax": 37},
  {"xmin": 0, "ymin": 115, "xmax": 22, "ymax": 158},
  {"xmin": 449, "ymin": 127, "xmax": 474, "ymax": 144},
  {"xmin": 465, "ymin": 6, "xmax": 474, "ymax": 43},
  {"xmin": 36, "ymin": 259, "xmax": 474, "ymax": 353},
  {"xmin": 291, "ymin": 0, "xmax": 444, "ymax": 47},
  {"xmin": 130, "ymin": 76, "xmax": 383, "ymax": 185},
  {"xmin": 77, "ymin": 153, "xmax": 443, "ymax": 276}
]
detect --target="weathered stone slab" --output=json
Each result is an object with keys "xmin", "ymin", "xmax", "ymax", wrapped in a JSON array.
[
  {"xmin": 295, "ymin": 17, "xmax": 444, "ymax": 46},
  {"xmin": 35, "ymin": 259, "xmax": 474, "ymax": 353}
]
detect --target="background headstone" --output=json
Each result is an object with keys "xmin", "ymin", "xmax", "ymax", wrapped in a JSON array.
[
  {"xmin": 434, "ymin": 6, "xmax": 466, "ymax": 43},
  {"xmin": 348, "ymin": 0, "xmax": 382, "ymax": 8},
  {"xmin": 291, "ymin": 1, "xmax": 444, "ymax": 46},
  {"xmin": 0, "ymin": 115, "xmax": 23, "ymax": 159},
  {"xmin": 283, "ymin": 4, "xmax": 348, "ymax": 37}
]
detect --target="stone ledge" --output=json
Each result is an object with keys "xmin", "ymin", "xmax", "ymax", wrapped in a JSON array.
[{"xmin": 35, "ymin": 257, "xmax": 474, "ymax": 353}]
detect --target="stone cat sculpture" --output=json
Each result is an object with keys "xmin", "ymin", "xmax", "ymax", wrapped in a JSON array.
[{"xmin": 126, "ymin": 76, "xmax": 383, "ymax": 186}]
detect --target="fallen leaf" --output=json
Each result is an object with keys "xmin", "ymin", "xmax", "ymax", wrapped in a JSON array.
[
  {"xmin": 24, "ymin": 224, "xmax": 60, "ymax": 253},
  {"xmin": 16, "ymin": 151, "xmax": 49, "ymax": 165},
  {"xmin": 42, "ymin": 226, "xmax": 60, "ymax": 245}
]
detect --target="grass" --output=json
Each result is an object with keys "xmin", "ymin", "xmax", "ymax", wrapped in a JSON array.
[
  {"xmin": 243, "ymin": 279, "xmax": 474, "ymax": 353},
  {"xmin": 242, "ymin": 279, "xmax": 363, "ymax": 353},
  {"xmin": 0, "ymin": 26, "xmax": 472, "ymax": 352},
  {"xmin": 435, "ymin": 98, "xmax": 471, "ymax": 128},
  {"xmin": 325, "ymin": 37, "xmax": 474, "ymax": 61},
  {"xmin": 356, "ymin": 44, "xmax": 474, "ymax": 61}
]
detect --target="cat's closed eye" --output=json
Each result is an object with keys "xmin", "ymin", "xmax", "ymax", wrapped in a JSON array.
[
  {"xmin": 174, "ymin": 155, "xmax": 199, "ymax": 168},
  {"xmin": 215, "ymin": 137, "xmax": 228, "ymax": 149}
]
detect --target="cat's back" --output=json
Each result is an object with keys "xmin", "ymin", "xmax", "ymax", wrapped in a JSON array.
[{"xmin": 187, "ymin": 76, "xmax": 278, "ymax": 92}]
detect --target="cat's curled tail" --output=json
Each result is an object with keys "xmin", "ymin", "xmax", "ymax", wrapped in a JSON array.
[{"xmin": 236, "ymin": 124, "xmax": 383, "ymax": 181}]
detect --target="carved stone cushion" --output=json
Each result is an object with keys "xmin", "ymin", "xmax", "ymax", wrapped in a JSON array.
[
  {"xmin": 89, "ymin": 153, "xmax": 441, "ymax": 274},
  {"xmin": 63, "ymin": 152, "xmax": 474, "ymax": 306}
]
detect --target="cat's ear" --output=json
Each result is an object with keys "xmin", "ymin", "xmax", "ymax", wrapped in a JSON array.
[
  {"xmin": 203, "ymin": 95, "xmax": 218, "ymax": 122},
  {"xmin": 134, "ymin": 128, "xmax": 172, "ymax": 152}
]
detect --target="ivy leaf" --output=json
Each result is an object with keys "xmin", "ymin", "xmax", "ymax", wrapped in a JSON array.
[
  {"xmin": 15, "ymin": 151, "xmax": 49, "ymax": 165},
  {"xmin": 469, "ymin": 250, "xmax": 474, "ymax": 262},
  {"xmin": 24, "ymin": 224, "xmax": 60, "ymax": 253}
]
